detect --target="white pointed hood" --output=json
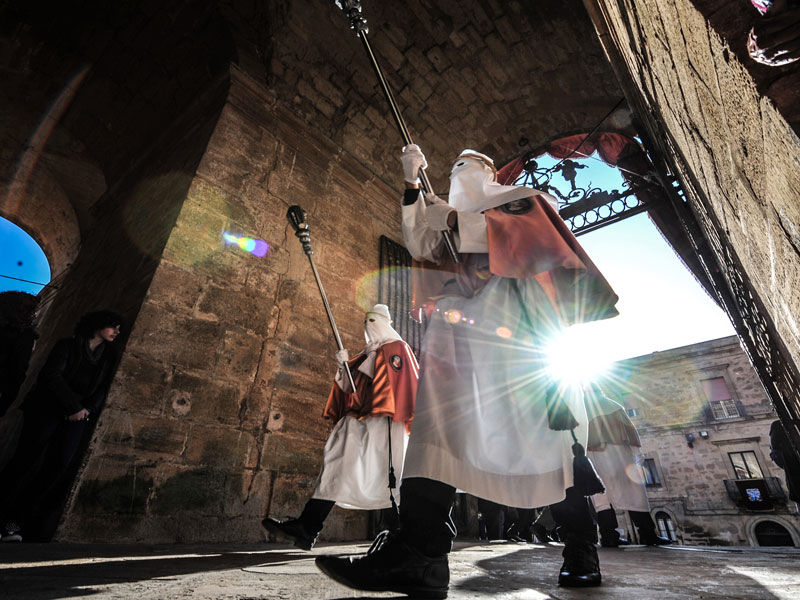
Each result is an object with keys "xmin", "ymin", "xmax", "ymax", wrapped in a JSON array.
[
  {"xmin": 447, "ymin": 149, "xmax": 539, "ymax": 213},
  {"xmin": 363, "ymin": 304, "xmax": 402, "ymax": 351}
]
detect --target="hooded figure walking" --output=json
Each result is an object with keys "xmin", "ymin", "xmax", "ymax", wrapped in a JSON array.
[
  {"xmin": 263, "ymin": 304, "xmax": 418, "ymax": 550},
  {"xmin": 315, "ymin": 146, "xmax": 619, "ymax": 597},
  {"xmin": 584, "ymin": 385, "xmax": 672, "ymax": 547}
]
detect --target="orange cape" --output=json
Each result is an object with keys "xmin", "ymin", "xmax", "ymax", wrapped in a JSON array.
[
  {"xmin": 411, "ymin": 195, "xmax": 619, "ymax": 326},
  {"xmin": 323, "ymin": 340, "xmax": 418, "ymax": 427}
]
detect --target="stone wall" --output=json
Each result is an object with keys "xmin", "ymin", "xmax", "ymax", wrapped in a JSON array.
[
  {"xmin": 601, "ymin": 337, "xmax": 800, "ymax": 546},
  {"xmin": 57, "ymin": 67, "xmax": 406, "ymax": 543},
  {"xmin": 588, "ymin": 0, "xmax": 800, "ymax": 437}
]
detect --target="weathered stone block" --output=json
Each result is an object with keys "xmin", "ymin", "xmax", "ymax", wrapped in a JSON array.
[
  {"xmin": 73, "ymin": 463, "xmax": 155, "ymax": 516},
  {"xmin": 150, "ymin": 464, "xmax": 227, "ymax": 515},
  {"xmin": 126, "ymin": 302, "xmax": 223, "ymax": 371},
  {"xmin": 260, "ymin": 431, "xmax": 325, "ymax": 474},
  {"xmin": 197, "ymin": 281, "xmax": 276, "ymax": 335},
  {"xmin": 106, "ymin": 354, "xmax": 171, "ymax": 414},
  {"xmin": 184, "ymin": 424, "xmax": 258, "ymax": 469},
  {"xmin": 98, "ymin": 411, "xmax": 190, "ymax": 458},
  {"xmin": 146, "ymin": 261, "xmax": 205, "ymax": 312},
  {"xmin": 169, "ymin": 370, "xmax": 244, "ymax": 424}
]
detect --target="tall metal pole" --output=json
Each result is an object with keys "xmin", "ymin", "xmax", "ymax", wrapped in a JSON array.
[
  {"xmin": 334, "ymin": 0, "xmax": 460, "ymax": 264},
  {"xmin": 287, "ymin": 205, "xmax": 358, "ymax": 393}
]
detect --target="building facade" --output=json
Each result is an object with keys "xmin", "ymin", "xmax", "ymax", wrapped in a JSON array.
[{"xmin": 602, "ymin": 336, "xmax": 800, "ymax": 547}]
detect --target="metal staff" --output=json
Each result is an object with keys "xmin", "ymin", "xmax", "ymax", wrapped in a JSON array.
[
  {"xmin": 287, "ymin": 205, "xmax": 358, "ymax": 393},
  {"xmin": 334, "ymin": 0, "xmax": 460, "ymax": 264}
]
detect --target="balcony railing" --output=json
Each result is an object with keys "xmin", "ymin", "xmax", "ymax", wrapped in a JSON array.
[{"xmin": 723, "ymin": 477, "xmax": 786, "ymax": 510}]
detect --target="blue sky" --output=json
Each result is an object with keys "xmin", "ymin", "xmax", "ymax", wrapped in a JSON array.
[
  {"xmin": 536, "ymin": 152, "xmax": 734, "ymax": 376},
  {"xmin": 0, "ymin": 216, "xmax": 51, "ymax": 295}
]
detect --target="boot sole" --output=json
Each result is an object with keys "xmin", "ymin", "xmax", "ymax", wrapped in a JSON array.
[
  {"xmin": 558, "ymin": 574, "xmax": 602, "ymax": 587},
  {"xmin": 315, "ymin": 557, "xmax": 448, "ymax": 599}
]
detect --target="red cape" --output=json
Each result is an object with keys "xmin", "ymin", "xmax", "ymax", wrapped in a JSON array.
[
  {"xmin": 323, "ymin": 340, "xmax": 418, "ymax": 427},
  {"xmin": 411, "ymin": 195, "xmax": 619, "ymax": 326}
]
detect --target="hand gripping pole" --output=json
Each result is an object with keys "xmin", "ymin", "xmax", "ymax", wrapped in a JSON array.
[
  {"xmin": 287, "ymin": 205, "xmax": 358, "ymax": 393},
  {"xmin": 334, "ymin": 0, "xmax": 460, "ymax": 264}
]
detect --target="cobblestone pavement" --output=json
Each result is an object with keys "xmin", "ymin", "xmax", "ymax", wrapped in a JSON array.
[{"xmin": 1, "ymin": 540, "xmax": 799, "ymax": 599}]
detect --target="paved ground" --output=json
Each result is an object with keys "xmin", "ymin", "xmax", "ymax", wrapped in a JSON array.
[{"xmin": 1, "ymin": 540, "xmax": 799, "ymax": 599}]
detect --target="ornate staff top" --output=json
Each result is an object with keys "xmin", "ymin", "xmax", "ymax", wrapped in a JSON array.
[
  {"xmin": 335, "ymin": 0, "xmax": 369, "ymax": 35},
  {"xmin": 332, "ymin": 0, "xmax": 461, "ymax": 264}
]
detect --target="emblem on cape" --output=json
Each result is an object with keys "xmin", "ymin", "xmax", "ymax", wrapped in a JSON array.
[
  {"xmin": 501, "ymin": 197, "xmax": 533, "ymax": 214},
  {"xmin": 390, "ymin": 354, "xmax": 403, "ymax": 370}
]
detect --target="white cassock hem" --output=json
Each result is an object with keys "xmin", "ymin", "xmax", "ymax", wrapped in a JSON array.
[
  {"xmin": 403, "ymin": 442, "xmax": 570, "ymax": 508},
  {"xmin": 312, "ymin": 415, "xmax": 408, "ymax": 510}
]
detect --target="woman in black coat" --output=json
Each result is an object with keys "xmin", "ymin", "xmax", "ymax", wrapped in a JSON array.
[{"xmin": 0, "ymin": 310, "xmax": 122, "ymax": 542}]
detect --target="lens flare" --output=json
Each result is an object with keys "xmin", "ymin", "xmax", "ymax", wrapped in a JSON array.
[
  {"xmin": 546, "ymin": 326, "xmax": 611, "ymax": 385},
  {"xmin": 444, "ymin": 309, "xmax": 463, "ymax": 324},
  {"xmin": 625, "ymin": 462, "xmax": 646, "ymax": 485},
  {"xmin": 223, "ymin": 233, "xmax": 269, "ymax": 257},
  {"xmin": 496, "ymin": 326, "xmax": 513, "ymax": 339}
]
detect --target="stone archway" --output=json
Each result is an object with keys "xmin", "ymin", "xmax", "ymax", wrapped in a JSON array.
[{"xmin": 747, "ymin": 516, "xmax": 800, "ymax": 547}]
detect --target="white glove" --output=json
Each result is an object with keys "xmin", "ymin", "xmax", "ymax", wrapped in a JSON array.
[
  {"xmin": 336, "ymin": 349, "xmax": 349, "ymax": 365},
  {"xmin": 401, "ymin": 144, "xmax": 428, "ymax": 184},
  {"xmin": 425, "ymin": 202, "xmax": 455, "ymax": 231}
]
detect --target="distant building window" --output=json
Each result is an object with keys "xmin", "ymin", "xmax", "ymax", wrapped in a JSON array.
[
  {"xmin": 701, "ymin": 377, "xmax": 740, "ymax": 419},
  {"xmin": 655, "ymin": 512, "xmax": 677, "ymax": 542},
  {"xmin": 642, "ymin": 458, "xmax": 661, "ymax": 487},
  {"xmin": 729, "ymin": 451, "xmax": 764, "ymax": 480},
  {"xmin": 626, "ymin": 407, "xmax": 642, "ymax": 419},
  {"xmin": 710, "ymin": 399, "xmax": 740, "ymax": 419}
]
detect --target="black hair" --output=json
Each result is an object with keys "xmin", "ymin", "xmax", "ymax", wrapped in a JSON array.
[
  {"xmin": 74, "ymin": 310, "xmax": 124, "ymax": 338},
  {"xmin": 0, "ymin": 291, "xmax": 39, "ymax": 329}
]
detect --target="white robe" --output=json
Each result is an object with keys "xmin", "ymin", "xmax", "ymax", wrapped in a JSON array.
[
  {"xmin": 312, "ymin": 415, "xmax": 409, "ymax": 510},
  {"xmin": 400, "ymin": 194, "xmax": 587, "ymax": 508},
  {"xmin": 589, "ymin": 445, "xmax": 650, "ymax": 513},
  {"xmin": 585, "ymin": 394, "xmax": 650, "ymax": 513}
]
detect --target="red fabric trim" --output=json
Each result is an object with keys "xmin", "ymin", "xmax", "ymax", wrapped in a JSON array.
[
  {"xmin": 322, "ymin": 340, "xmax": 418, "ymax": 426},
  {"xmin": 485, "ymin": 196, "xmax": 619, "ymax": 325},
  {"xmin": 497, "ymin": 156, "xmax": 526, "ymax": 185}
]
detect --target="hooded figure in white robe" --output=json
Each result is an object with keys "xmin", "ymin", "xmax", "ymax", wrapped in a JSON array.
[
  {"xmin": 400, "ymin": 148, "xmax": 618, "ymax": 508},
  {"xmin": 263, "ymin": 304, "xmax": 417, "ymax": 550}
]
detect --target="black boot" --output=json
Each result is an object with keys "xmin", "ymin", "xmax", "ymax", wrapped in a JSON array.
[
  {"xmin": 597, "ymin": 508, "xmax": 629, "ymax": 547},
  {"xmin": 558, "ymin": 530, "xmax": 602, "ymax": 587},
  {"xmin": 630, "ymin": 510, "xmax": 672, "ymax": 545},
  {"xmin": 262, "ymin": 498, "xmax": 334, "ymax": 550},
  {"xmin": 550, "ymin": 487, "xmax": 602, "ymax": 587},
  {"xmin": 262, "ymin": 517, "xmax": 318, "ymax": 551},
  {"xmin": 315, "ymin": 531, "xmax": 449, "ymax": 599},
  {"xmin": 532, "ymin": 523, "xmax": 553, "ymax": 543}
]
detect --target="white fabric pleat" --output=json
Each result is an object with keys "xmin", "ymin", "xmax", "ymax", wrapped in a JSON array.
[{"xmin": 312, "ymin": 415, "xmax": 409, "ymax": 510}]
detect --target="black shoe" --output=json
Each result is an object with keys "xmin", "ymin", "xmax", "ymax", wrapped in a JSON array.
[
  {"xmin": 558, "ymin": 531, "xmax": 602, "ymax": 587},
  {"xmin": 532, "ymin": 524, "xmax": 553, "ymax": 543},
  {"xmin": 262, "ymin": 517, "xmax": 317, "ymax": 551},
  {"xmin": 315, "ymin": 530, "xmax": 449, "ymax": 599},
  {"xmin": 600, "ymin": 535, "xmax": 630, "ymax": 548},
  {"xmin": 640, "ymin": 534, "xmax": 672, "ymax": 546}
]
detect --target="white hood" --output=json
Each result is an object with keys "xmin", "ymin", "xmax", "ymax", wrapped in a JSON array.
[
  {"xmin": 447, "ymin": 149, "xmax": 540, "ymax": 213},
  {"xmin": 363, "ymin": 304, "xmax": 402, "ymax": 351}
]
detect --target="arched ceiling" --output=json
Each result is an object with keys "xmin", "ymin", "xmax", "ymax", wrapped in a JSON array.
[
  {"xmin": 217, "ymin": 0, "xmax": 630, "ymax": 188},
  {"xmin": 2, "ymin": 0, "xmax": 627, "ymax": 203}
]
